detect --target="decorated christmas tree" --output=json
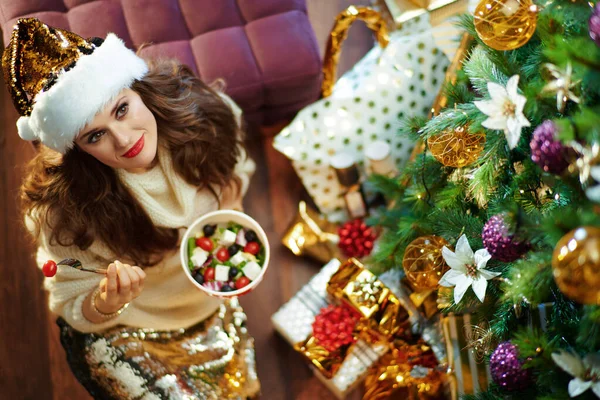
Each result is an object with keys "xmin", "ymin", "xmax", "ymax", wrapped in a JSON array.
[{"xmin": 369, "ymin": 0, "xmax": 600, "ymax": 398}]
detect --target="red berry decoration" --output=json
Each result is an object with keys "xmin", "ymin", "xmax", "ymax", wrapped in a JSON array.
[
  {"xmin": 204, "ymin": 267, "xmax": 215, "ymax": 281},
  {"xmin": 42, "ymin": 260, "xmax": 57, "ymax": 277},
  {"xmin": 235, "ymin": 276, "xmax": 251, "ymax": 290},
  {"xmin": 337, "ymin": 219, "xmax": 377, "ymax": 258},
  {"xmin": 244, "ymin": 241, "xmax": 260, "ymax": 255},
  {"xmin": 215, "ymin": 248, "xmax": 230, "ymax": 262},
  {"xmin": 312, "ymin": 305, "xmax": 360, "ymax": 352},
  {"xmin": 196, "ymin": 237, "xmax": 214, "ymax": 251}
]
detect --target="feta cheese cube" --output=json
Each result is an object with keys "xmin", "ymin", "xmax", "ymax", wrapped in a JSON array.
[
  {"xmin": 193, "ymin": 247, "xmax": 207, "ymax": 256},
  {"xmin": 229, "ymin": 251, "xmax": 245, "ymax": 266},
  {"xmin": 190, "ymin": 248, "xmax": 209, "ymax": 267},
  {"xmin": 218, "ymin": 229, "xmax": 237, "ymax": 246},
  {"xmin": 242, "ymin": 261, "xmax": 262, "ymax": 281},
  {"xmin": 215, "ymin": 265, "xmax": 230, "ymax": 282}
]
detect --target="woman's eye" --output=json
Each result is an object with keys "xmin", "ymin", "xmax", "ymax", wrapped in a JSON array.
[
  {"xmin": 88, "ymin": 130, "xmax": 105, "ymax": 144},
  {"xmin": 117, "ymin": 103, "xmax": 129, "ymax": 118}
]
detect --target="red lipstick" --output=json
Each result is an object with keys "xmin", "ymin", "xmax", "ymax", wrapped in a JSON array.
[{"xmin": 122, "ymin": 136, "xmax": 144, "ymax": 158}]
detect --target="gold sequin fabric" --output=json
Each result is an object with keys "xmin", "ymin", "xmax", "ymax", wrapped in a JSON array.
[
  {"xmin": 2, "ymin": 18, "xmax": 95, "ymax": 116},
  {"xmin": 58, "ymin": 299, "xmax": 260, "ymax": 400}
]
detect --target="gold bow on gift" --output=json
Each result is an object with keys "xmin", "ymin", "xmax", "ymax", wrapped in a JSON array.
[
  {"xmin": 327, "ymin": 259, "xmax": 413, "ymax": 340},
  {"xmin": 363, "ymin": 340, "xmax": 447, "ymax": 400},
  {"xmin": 282, "ymin": 201, "xmax": 342, "ymax": 263},
  {"xmin": 401, "ymin": 278, "xmax": 442, "ymax": 320},
  {"xmin": 294, "ymin": 258, "xmax": 413, "ymax": 378}
]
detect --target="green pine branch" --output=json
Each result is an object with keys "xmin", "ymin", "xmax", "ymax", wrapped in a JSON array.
[{"xmin": 370, "ymin": 2, "xmax": 600, "ymax": 394}]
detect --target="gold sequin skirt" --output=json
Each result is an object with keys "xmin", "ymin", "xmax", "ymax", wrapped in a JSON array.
[{"xmin": 58, "ymin": 298, "xmax": 260, "ymax": 400}]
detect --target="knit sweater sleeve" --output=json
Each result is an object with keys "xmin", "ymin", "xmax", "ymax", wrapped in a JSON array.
[
  {"xmin": 26, "ymin": 215, "xmax": 128, "ymax": 333},
  {"xmin": 235, "ymin": 144, "xmax": 256, "ymax": 196},
  {"xmin": 219, "ymin": 92, "xmax": 256, "ymax": 195}
]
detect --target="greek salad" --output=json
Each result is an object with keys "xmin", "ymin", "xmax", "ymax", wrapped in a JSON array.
[{"xmin": 187, "ymin": 222, "xmax": 266, "ymax": 293}]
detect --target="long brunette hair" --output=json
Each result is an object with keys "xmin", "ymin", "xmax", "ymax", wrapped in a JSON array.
[{"xmin": 21, "ymin": 58, "xmax": 244, "ymax": 266}]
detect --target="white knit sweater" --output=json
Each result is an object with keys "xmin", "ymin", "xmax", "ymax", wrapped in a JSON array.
[{"xmin": 27, "ymin": 99, "xmax": 256, "ymax": 333}]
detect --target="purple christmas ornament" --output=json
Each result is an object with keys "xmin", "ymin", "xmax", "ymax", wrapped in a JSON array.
[
  {"xmin": 482, "ymin": 214, "xmax": 530, "ymax": 262},
  {"xmin": 530, "ymin": 121, "xmax": 570, "ymax": 174},
  {"xmin": 590, "ymin": 3, "xmax": 600, "ymax": 46},
  {"xmin": 490, "ymin": 342, "xmax": 531, "ymax": 391}
]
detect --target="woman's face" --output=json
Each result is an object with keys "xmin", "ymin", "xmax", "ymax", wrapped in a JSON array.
[{"xmin": 75, "ymin": 88, "xmax": 158, "ymax": 173}]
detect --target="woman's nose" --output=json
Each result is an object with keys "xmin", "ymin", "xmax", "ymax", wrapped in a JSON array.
[{"xmin": 111, "ymin": 126, "xmax": 134, "ymax": 149}]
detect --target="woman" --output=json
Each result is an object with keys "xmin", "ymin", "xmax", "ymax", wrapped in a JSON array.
[{"xmin": 5, "ymin": 18, "xmax": 259, "ymax": 399}]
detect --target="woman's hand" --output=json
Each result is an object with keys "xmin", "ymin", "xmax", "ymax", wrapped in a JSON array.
[
  {"xmin": 220, "ymin": 180, "xmax": 244, "ymax": 211},
  {"xmin": 95, "ymin": 260, "xmax": 146, "ymax": 314}
]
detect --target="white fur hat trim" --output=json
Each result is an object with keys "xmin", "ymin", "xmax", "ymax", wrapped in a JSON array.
[{"xmin": 16, "ymin": 33, "xmax": 148, "ymax": 154}]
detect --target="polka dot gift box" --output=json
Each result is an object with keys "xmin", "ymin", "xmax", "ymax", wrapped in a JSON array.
[{"xmin": 273, "ymin": 7, "xmax": 449, "ymax": 221}]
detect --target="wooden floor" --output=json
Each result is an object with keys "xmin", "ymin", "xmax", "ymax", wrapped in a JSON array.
[{"xmin": 0, "ymin": 1, "xmax": 373, "ymax": 399}]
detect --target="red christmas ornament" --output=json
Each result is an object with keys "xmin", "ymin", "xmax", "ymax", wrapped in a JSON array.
[
  {"xmin": 312, "ymin": 305, "xmax": 360, "ymax": 352},
  {"xmin": 337, "ymin": 219, "xmax": 377, "ymax": 258}
]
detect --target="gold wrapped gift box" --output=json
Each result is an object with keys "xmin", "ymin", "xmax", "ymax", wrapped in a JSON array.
[
  {"xmin": 272, "ymin": 258, "xmax": 453, "ymax": 399},
  {"xmin": 272, "ymin": 259, "xmax": 423, "ymax": 398},
  {"xmin": 363, "ymin": 340, "xmax": 448, "ymax": 400},
  {"xmin": 327, "ymin": 259, "xmax": 413, "ymax": 340},
  {"xmin": 272, "ymin": 259, "xmax": 390, "ymax": 398},
  {"xmin": 294, "ymin": 258, "xmax": 413, "ymax": 379}
]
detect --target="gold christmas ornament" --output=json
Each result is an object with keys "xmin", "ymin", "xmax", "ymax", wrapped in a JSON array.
[
  {"xmin": 473, "ymin": 0, "xmax": 538, "ymax": 51},
  {"xmin": 552, "ymin": 226, "xmax": 600, "ymax": 305},
  {"xmin": 402, "ymin": 236, "xmax": 451, "ymax": 291},
  {"xmin": 427, "ymin": 126, "xmax": 486, "ymax": 168}
]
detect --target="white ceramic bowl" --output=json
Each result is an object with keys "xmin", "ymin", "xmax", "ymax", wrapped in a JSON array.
[{"xmin": 180, "ymin": 210, "xmax": 270, "ymax": 298}]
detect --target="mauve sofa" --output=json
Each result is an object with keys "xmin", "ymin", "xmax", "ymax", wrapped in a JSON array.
[{"xmin": 0, "ymin": 0, "xmax": 322, "ymax": 126}]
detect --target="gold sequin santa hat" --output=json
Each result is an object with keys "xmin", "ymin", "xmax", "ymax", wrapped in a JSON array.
[{"xmin": 2, "ymin": 18, "xmax": 148, "ymax": 153}]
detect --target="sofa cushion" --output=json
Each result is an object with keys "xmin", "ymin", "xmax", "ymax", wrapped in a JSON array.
[{"xmin": 0, "ymin": 0, "xmax": 322, "ymax": 125}]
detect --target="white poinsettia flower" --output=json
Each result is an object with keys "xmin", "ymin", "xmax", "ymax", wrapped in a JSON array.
[
  {"xmin": 586, "ymin": 166, "xmax": 600, "ymax": 203},
  {"xmin": 474, "ymin": 75, "xmax": 531, "ymax": 149},
  {"xmin": 439, "ymin": 234, "xmax": 501, "ymax": 304},
  {"xmin": 552, "ymin": 350, "xmax": 600, "ymax": 398}
]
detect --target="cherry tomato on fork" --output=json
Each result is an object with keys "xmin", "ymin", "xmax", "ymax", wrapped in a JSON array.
[{"xmin": 42, "ymin": 260, "xmax": 57, "ymax": 277}]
